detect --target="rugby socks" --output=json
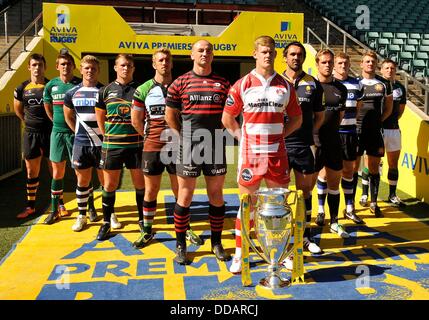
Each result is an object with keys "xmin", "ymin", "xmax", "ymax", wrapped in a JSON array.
[
  {"xmin": 174, "ymin": 203, "xmax": 190, "ymax": 247},
  {"xmin": 143, "ymin": 199, "xmax": 157, "ymax": 234},
  {"xmin": 102, "ymin": 190, "xmax": 116, "ymax": 223},
  {"xmin": 209, "ymin": 203, "xmax": 225, "ymax": 245},
  {"xmin": 50, "ymin": 179, "xmax": 63, "ymax": 213},
  {"xmin": 388, "ymin": 168, "xmax": 399, "ymax": 198},
  {"xmin": 87, "ymin": 182, "xmax": 95, "ymax": 211},
  {"xmin": 26, "ymin": 177, "xmax": 39, "ymax": 209},
  {"xmin": 369, "ymin": 173, "xmax": 381, "ymax": 204},
  {"xmin": 352, "ymin": 172, "xmax": 359, "ymax": 201},
  {"xmin": 361, "ymin": 167, "xmax": 369, "ymax": 197},
  {"xmin": 76, "ymin": 185, "xmax": 90, "ymax": 216},
  {"xmin": 136, "ymin": 188, "xmax": 145, "ymax": 221},
  {"xmin": 327, "ymin": 189, "xmax": 340, "ymax": 224},
  {"xmin": 341, "ymin": 177, "xmax": 355, "ymax": 212},
  {"xmin": 317, "ymin": 177, "xmax": 328, "ymax": 213},
  {"xmin": 304, "ymin": 196, "xmax": 312, "ymax": 238}
]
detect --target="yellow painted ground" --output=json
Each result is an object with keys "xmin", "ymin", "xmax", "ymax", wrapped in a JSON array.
[{"xmin": 0, "ymin": 188, "xmax": 428, "ymax": 300}]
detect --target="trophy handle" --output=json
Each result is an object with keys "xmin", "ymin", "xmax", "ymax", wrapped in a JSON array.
[{"xmin": 240, "ymin": 194, "xmax": 270, "ymax": 264}]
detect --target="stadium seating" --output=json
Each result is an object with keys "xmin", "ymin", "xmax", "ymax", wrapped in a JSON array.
[{"xmin": 304, "ymin": 0, "xmax": 429, "ymax": 76}]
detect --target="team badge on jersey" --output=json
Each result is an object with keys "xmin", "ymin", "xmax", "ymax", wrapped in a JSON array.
[
  {"xmin": 375, "ymin": 83, "xmax": 384, "ymax": 92},
  {"xmin": 241, "ymin": 168, "xmax": 253, "ymax": 182},
  {"xmin": 226, "ymin": 95, "xmax": 235, "ymax": 106}
]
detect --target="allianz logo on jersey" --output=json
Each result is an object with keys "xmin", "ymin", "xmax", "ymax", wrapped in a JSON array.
[
  {"xmin": 189, "ymin": 94, "xmax": 223, "ymax": 104},
  {"xmin": 49, "ymin": 5, "xmax": 78, "ymax": 44}
]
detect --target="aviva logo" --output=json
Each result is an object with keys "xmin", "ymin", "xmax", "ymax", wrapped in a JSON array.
[
  {"xmin": 56, "ymin": 5, "xmax": 70, "ymax": 28},
  {"xmin": 401, "ymin": 152, "xmax": 429, "ymax": 175},
  {"xmin": 281, "ymin": 21, "xmax": 291, "ymax": 32}
]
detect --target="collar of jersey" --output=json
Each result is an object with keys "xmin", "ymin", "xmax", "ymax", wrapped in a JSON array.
[{"xmin": 251, "ymin": 69, "xmax": 277, "ymax": 86}]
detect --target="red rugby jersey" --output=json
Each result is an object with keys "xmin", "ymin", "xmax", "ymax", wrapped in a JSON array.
[
  {"xmin": 166, "ymin": 71, "xmax": 230, "ymax": 139},
  {"xmin": 224, "ymin": 69, "xmax": 301, "ymax": 158}
]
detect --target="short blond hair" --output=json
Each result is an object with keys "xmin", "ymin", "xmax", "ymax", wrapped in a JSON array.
[
  {"xmin": 152, "ymin": 48, "xmax": 171, "ymax": 62},
  {"xmin": 315, "ymin": 49, "xmax": 334, "ymax": 63},
  {"xmin": 80, "ymin": 54, "xmax": 99, "ymax": 67},
  {"xmin": 335, "ymin": 52, "xmax": 350, "ymax": 61},
  {"xmin": 362, "ymin": 50, "xmax": 378, "ymax": 62},
  {"xmin": 254, "ymin": 35, "xmax": 275, "ymax": 50}
]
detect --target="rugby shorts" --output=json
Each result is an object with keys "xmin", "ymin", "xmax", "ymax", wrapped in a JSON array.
[
  {"xmin": 339, "ymin": 132, "xmax": 358, "ymax": 161},
  {"xmin": 286, "ymin": 145, "xmax": 316, "ymax": 174},
  {"xmin": 237, "ymin": 155, "xmax": 290, "ymax": 187},
  {"xmin": 72, "ymin": 145, "xmax": 102, "ymax": 170},
  {"xmin": 100, "ymin": 146, "xmax": 143, "ymax": 170},
  {"xmin": 143, "ymin": 150, "xmax": 177, "ymax": 176},
  {"xmin": 23, "ymin": 130, "xmax": 51, "ymax": 160},
  {"xmin": 50, "ymin": 131, "xmax": 74, "ymax": 163},
  {"xmin": 383, "ymin": 129, "xmax": 401, "ymax": 153}
]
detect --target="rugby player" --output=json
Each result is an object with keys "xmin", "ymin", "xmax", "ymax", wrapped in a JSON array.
[
  {"xmin": 95, "ymin": 54, "xmax": 145, "ymax": 241},
  {"xmin": 282, "ymin": 41, "xmax": 324, "ymax": 254},
  {"xmin": 165, "ymin": 40, "xmax": 230, "ymax": 265},
  {"xmin": 223, "ymin": 35, "xmax": 302, "ymax": 273},
  {"xmin": 63, "ymin": 55, "xmax": 104, "ymax": 231},
  {"xmin": 356, "ymin": 51, "xmax": 393, "ymax": 217},
  {"xmin": 380, "ymin": 59, "xmax": 406, "ymax": 207},
  {"xmin": 313, "ymin": 49, "xmax": 349, "ymax": 238},
  {"xmin": 14, "ymin": 54, "xmax": 52, "ymax": 219},
  {"xmin": 43, "ymin": 50, "xmax": 81, "ymax": 224},
  {"xmin": 131, "ymin": 48, "xmax": 203, "ymax": 248},
  {"xmin": 332, "ymin": 52, "xmax": 365, "ymax": 224}
]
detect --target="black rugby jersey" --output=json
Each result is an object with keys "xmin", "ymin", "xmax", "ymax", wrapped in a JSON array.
[
  {"xmin": 14, "ymin": 79, "xmax": 52, "ymax": 132},
  {"xmin": 383, "ymin": 81, "xmax": 406, "ymax": 130},
  {"xmin": 283, "ymin": 71, "xmax": 324, "ymax": 147},
  {"xmin": 319, "ymin": 79, "xmax": 347, "ymax": 139},
  {"xmin": 96, "ymin": 80, "xmax": 143, "ymax": 149},
  {"xmin": 356, "ymin": 75, "xmax": 392, "ymax": 132},
  {"xmin": 166, "ymin": 71, "xmax": 230, "ymax": 139}
]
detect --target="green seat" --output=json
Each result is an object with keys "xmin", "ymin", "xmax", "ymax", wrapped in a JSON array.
[
  {"xmin": 402, "ymin": 45, "xmax": 417, "ymax": 56},
  {"xmin": 395, "ymin": 33, "xmax": 408, "ymax": 40},
  {"xmin": 406, "ymin": 39, "xmax": 419, "ymax": 46},
  {"xmin": 412, "ymin": 60, "xmax": 427, "ymax": 78},
  {"xmin": 398, "ymin": 52, "xmax": 413, "ymax": 72},
  {"xmin": 377, "ymin": 38, "xmax": 390, "ymax": 56},
  {"xmin": 380, "ymin": 32, "xmax": 394, "ymax": 41},
  {"xmin": 419, "ymin": 45, "xmax": 429, "ymax": 52},
  {"xmin": 366, "ymin": 32, "xmax": 380, "ymax": 49},
  {"xmin": 420, "ymin": 39, "xmax": 429, "ymax": 46},
  {"xmin": 387, "ymin": 44, "xmax": 401, "ymax": 60},
  {"xmin": 392, "ymin": 38, "xmax": 405, "ymax": 46}
]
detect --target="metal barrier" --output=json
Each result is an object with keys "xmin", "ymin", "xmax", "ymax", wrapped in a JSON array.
[{"xmin": 0, "ymin": 113, "xmax": 21, "ymax": 181}]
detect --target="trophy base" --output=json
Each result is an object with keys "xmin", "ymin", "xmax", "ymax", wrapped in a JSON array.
[{"xmin": 259, "ymin": 276, "xmax": 290, "ymax": 289}]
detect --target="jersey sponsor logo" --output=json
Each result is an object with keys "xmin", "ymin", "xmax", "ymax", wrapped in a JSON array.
[
  {"xmin": 211, "ymin": 168, "xmax": 226, "ymax": 175},
  {"xmin": 28, "ymin": 98, "xmax": 43, "ymax": 105},
  {"xmin": 333, "ymin": 92, "xmax": 342, "ymax": 98},
  {"xmin": 393, "ymin": 88, "xmax": 403, "ymax": 99},
  {"xmin": 241, "ymin": 168, "xmax": 253, "ymax": 182},
  {"xmin": 182, "ymin": 170, "xmax": 198, "ymax": 177},
  {"xmin": 212, "ymin": 94, "xmax": 222, "ymax": 104},
  {"xmin": 226, "ymin": 95, "xmax": 235, "ymax": 106},
  {"xmin": 107, "ymin": 92, "xmax": 118, "ymax": 99},
  {"xmin": 189, "ymin": 95, "xmax": 213, "ymax": 102},
  {"xmin": 117, "ymin": 105, "xmax": 131, "ymax": 118},
  {"xmin": 305, "ymin": 85, "xmax": 312, "ymax": 94},
  {"xmin": 52, "ymin": 86, "xmax": 59, "ymax": 92},
  {"xmin": 214, "ymin": 83, "xmax": 221, "ymax": 87},
  {"xmin": 298, "ymin": 97, "xmax": 310, "ymax": 103}
]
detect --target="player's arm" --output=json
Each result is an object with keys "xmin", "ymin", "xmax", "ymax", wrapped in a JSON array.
[
  {"xmin": 313, "ymin": 110, "xmax": 325, "ymax": 133},
  {"xmin": 283, "ymin": 84, "xmax": 302, "ymax": 138},
  {"xmin": 63, "ymin": 106, "xmax": 76, "ymax": 132},
  {"xmin": 131, "ymin": 108, "xmax": 145, "ymax": 137},
  {"xmin": 397, "ymin": 85, "xmax": 407, "ymax": 120},
  {"xmin": 43, "ymin": 83, "xmax": 54, "ymax": 121},
  {"xmin": 165, "ymin": 106, "xmax": 181, "ymax": 136},
  {"xmin": 95, "ymin": 108, "xmax": 106, "ymax": 136},
  {"xmin": 381, "ymin": 94, "xmax": 393, "ymax": 122},
  {"xmin": 222, "ymin": 111, "xmax": 241, "ymax": 141},
  {"xmin": 13, "ymin": 99, "xmax": 25, "ymax": 122},
  {"xmin": 397, "ymin": 103, "xmax": 406, "ymax": 120}
]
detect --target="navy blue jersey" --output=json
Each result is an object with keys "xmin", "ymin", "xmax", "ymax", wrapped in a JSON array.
[
  {"xmin": 337, "ymin": 76, "xmax": 363, "ymax": 133},
  {"xmin": 64, "ymin": 83, "xmax": 103, "ymax": 147},
  {"xmin": 319, "ymin": 79, "xmax": 347, "ymax": 139}
]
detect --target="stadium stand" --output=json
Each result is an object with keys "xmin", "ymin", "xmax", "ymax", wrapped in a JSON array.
[{"xmin": 304, "ymin": 0, "xmax": 429, "ymax": 78}]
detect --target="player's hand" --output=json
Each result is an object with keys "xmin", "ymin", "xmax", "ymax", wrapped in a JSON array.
[{"xmin": 313, "ymin": 134, "xmax": 321, "ymax": 147}]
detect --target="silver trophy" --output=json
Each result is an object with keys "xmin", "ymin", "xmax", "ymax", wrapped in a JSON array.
[{"xmin": 240, "ymin": 187, "xmax": 296, "ymax": 289}]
